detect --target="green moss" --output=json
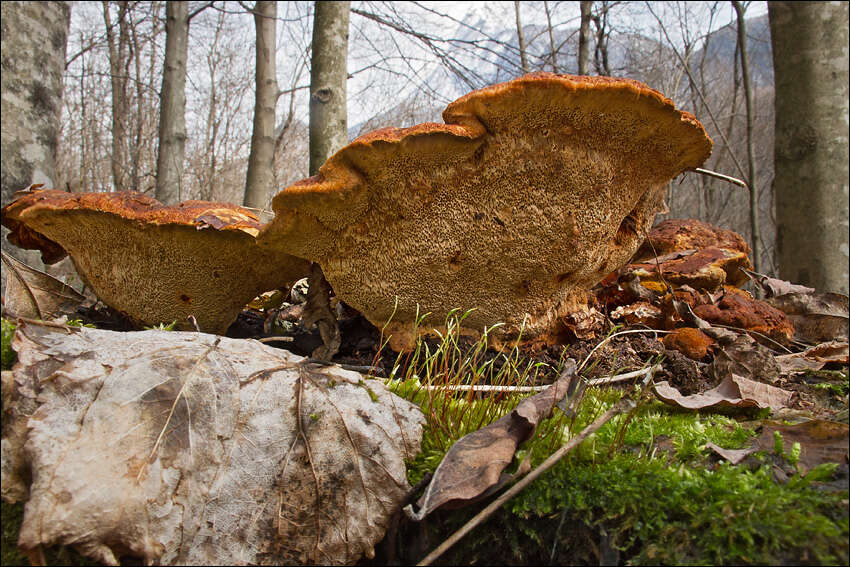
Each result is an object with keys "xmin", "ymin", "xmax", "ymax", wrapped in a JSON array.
[
  {"xmin": 1, "ymin": 318, "xmax": 16, "ymax": 370},
  {"xmin": 394, "ymin": 372, "xmax": 848, "ymax": 565}
]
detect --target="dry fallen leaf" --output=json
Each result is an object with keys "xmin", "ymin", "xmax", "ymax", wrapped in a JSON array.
[
  {"xmin": 741, "ymin": 268, "xmax": 816, "ymax": 297},
  {"xmin": 2, "ymin": 322, "xmax": 423, "ymax": 565},
  {"xmin": 754, "ymin": 420, "xmax": 849, "ymax": 475},
  {"xmin": 767, "ymin": 292, "xmax": 849, "ymax": 344},
  {"xmin": 775, "ymin": 341, "xmax": 849, "ymax": 373},
  {"xmin": 709, "ymin": 328, "xmax": 781, "ymax": 384},
  {"xmin": 1, "ymin": 250, "xmax": 84, "ymax": 320},
  {"xmin": 704, "ymin": 441, "xmax": 756, "ymax": 465},
  {"xmin": 405, "ymin": 360, "xmax": 579, "ymax": 521},
  {"xmin": 654, "ymin": 374, "xmax": 793, "ymax": 410}
]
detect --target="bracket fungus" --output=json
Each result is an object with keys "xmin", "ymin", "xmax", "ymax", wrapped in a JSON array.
[
  {"xmin": 259, "ymin": 73, "xmax": 713, "ymax": 346},
  {"xmin": 1, "ymin": 187, "xmax": 310, "ymax": 333}
]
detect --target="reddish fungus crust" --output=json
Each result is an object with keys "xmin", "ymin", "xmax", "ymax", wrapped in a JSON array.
[
  {"xmin": 693, "ymin": 287, "xmax": 795, "ymax": 345},
  {"xmin": 259, "ymin": 73, "xmax": 713, "ymax": 343},
  {"xmin": 2, "ymin": 188, "xmax": 310, "ymax": 333}
]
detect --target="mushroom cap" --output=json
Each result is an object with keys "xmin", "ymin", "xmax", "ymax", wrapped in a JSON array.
[
  {"xmin": 2, "ymin": 188, "xmax": 310, "ymax": 333},
  {"xmin": 259, "ymin": 72, "xmax": 713, "ymax": 338}
]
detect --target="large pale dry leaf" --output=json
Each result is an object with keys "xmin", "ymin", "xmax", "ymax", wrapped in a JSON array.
[
  {"xmin": 654, "ymin": 374, "xmax": 793, "ymax": 410},
  {"xmin": 775, "ymin": 341, "xmax": 849, "ymax": 373},
  {"xmin": 767, "ymin": 292, "xmax": 849, "ymax": 343},
  {"xmin": 1, "ymin": 250, "xmax": 84, "ymax": 320},
  {"xmin": 405, "ymin": 360, "xmax": 578, "ymax": 521},
  {"xmin": 2, "ymin": 322, "xmax": 423, "ymax": 565}
]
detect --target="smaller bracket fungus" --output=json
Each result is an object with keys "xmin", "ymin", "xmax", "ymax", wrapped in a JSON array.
[
  {"xmin": 2, "ymin": 187, "xmax": 310, "ymax": 333},
  {"xmin": 259, "ymin": 73, "xmax": 713, "ymax": 346}
]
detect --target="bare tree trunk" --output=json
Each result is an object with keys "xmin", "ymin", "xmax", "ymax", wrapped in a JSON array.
[
  {"xmin": 1, "ymin": 0, "xmax": 71, "ymax": 289},
  {"xmin": 307, "ymin": 0, "xmax": 350, "ymax": 360},
  {"xmin": 155, "ymin": 1, "xmax": 189, "ymax": 204},
  {"xmin": 103, "ymin": 1, "xmax": 131, "ymax": 192},
  {"xmin": 244, "ymin": 0, "xmax": 278, "ymax": 209},
  {"xmin": 769, "ymin": 1, "xmax": 849, "ymax": 293},
  {"xmin": 732, "ymin": 1, "xmax": 761, "ymax": 274},
  {"xmin": 514, "ymin": 1, "xmax": 529, "ymax": 74},
  {"xmin": 309, "ymin": 1, "xmax": 350, "ymax": 175},
  {"xmin": 578, "ymin": 1, "xmax": 592, "ymax": 75},
  {"xmin": 592, "ymin": 2, "xmax": 611, "ymax": 76},
  {"xmin": 544, "ymin": 0, "xmax": 558, "ymax": 72}
]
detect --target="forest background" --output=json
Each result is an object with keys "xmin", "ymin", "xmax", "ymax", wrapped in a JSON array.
[{"xmin": 1, "ymin": 1, "xmax": 848, "ymax": 295}]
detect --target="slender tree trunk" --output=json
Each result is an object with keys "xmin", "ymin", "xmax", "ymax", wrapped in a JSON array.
[
  {"xmin": 309, "ymin": 1, "xmax": 350, "ymax": 175},
  {"xmin": 155, "ymin": 1, "xmax": 189, "ymax": 204},
  {"xmin": 578, "ymin": 1, "xmax": 592, "ymax": 75},
  {"xmin": 307, "ymin": 0, "xmax": 350, "ymax": 360},
  {"xmin": 544, "ymin": 0, "xmax": 558, "ymax": 72},
  {"xmin": 514, "ymin": 1, "xmax": 529, "ymax": 74},
  {"xmin": 103, "ymin": 1, "xmax": 130, "ymax": 192},
  {"xmin": 732, "ymin": 1, "xmax": 761, "ymax": 274},
  {"xmin": 592, "ymin": 4, "xmax": 611, "ymax": 76},
  {"xmin": 244, "ymin": 0, "xmax": 278, "ymax": 209},
  {"xmin": 769, "ymin": 1, "xmax": 849, "ymax": 293}
]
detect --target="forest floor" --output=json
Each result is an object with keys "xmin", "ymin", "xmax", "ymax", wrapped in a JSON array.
[{"xmin": 2, "ymin": 300, "xmax": 848, "ymax": 566}]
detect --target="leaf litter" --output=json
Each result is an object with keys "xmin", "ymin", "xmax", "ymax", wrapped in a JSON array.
[{"xmin": 2, "ymin": 321, "xmax": 424, "ymax": 565}]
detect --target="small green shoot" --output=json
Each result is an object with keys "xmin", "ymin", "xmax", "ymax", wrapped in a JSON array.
[{"xmin": 144, "ymin": 321, "xmax": 177, "ymax": 331}]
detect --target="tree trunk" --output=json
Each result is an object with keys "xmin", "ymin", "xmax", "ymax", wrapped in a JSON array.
[
  {"xmin": 309, "ymin": 1, "xmax": 350, "ymax": 175},
  {"xmin": 244, "ymin": 0, "xmax": 278, "ymax": 209},
  {"xmin": 578, "ymin": 1, "xmax": 592, "ymax": 75},
  {"xmin": 544, "ymin": 1, "xmax": 557, "ymax": 72},
  {"xmin": 513, "ymin": 1, "xmax": 529, "ymax": 74},
  {"xmin": 103, "ymin": 1, "xmax": 131, "ymax": 192},
  {"xmin": 769, "ymin": 1, "xmax": 849, "ymax": 293},
  {"xmin": 307, "ymin": 0, "xmax": 350, "ymax": 360},
  {"xmin": 155, "ymin": 1, "xmax": 189, "ymax": 204},
  {"xmin": 732, "ymin": 1, "xmax": 761, "ymax": 274},
  {"xmin": 0, "ymin": 1, "xmax": 71, "ymax": 292}
]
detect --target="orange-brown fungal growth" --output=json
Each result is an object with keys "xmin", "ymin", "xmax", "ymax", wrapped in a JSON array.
[
  {"xmin": 2, "ymin": 187, "xmax": 311, "ymax": 333},
  {"xmin": 259, "ymin": 73, "xmax": 713, "ymax": 344}
]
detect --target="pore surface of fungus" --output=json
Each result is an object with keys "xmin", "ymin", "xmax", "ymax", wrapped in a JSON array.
[
  {"xmin": 2, "ymin": 188, "xmax": 310, "ymax": 333},
  {"xmin": 259, "ymin": 73, "xmax": 712, "ymax": 342}
]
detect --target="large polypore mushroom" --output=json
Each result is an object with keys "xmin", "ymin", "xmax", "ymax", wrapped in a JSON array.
[
  {"xmin": 2, "ymin": 187, "xmax": 310, "ymax": 333},
  {"xmin": 259, "ymin": 73, "xmax": 713, "ymax": 345}
]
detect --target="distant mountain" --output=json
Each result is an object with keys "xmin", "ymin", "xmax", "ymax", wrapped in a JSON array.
[{"xmin": 346, "ymin": 13, "xmax": 774, "ymax": 137}]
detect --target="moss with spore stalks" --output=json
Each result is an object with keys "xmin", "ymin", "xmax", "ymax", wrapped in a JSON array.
[{"xmin": 385, "ymin": 314, "xmax": 849, "ymax": 565}]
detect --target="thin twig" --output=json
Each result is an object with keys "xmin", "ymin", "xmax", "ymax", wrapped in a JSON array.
[
  {"xmin": 694, "ymin": 168, "xmax": 747, "ymax": 189},
  {"xmin": 398, "ymin": 364, "xmax": 661, "ymax": 393},
  {"xmin": 417, "ymin": 396, "xmax": 636, "ymax": 566}
]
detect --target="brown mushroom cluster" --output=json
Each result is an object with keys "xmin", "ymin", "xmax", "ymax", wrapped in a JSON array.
[{"xmin": 2, "ymin": 73, "xmax": 714, "ymax": 345}]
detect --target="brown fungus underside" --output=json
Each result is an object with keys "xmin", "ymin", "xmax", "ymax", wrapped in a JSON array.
[
  {"xmin": 2, "ymin": 188, "xmax": 310, "ymax": 333},
  {"xmin": 259, "ymin": 73, "xmax": 713, "ymax": 345}
]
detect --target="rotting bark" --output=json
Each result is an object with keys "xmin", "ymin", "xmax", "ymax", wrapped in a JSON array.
[
  {"xmin": 244, "ymin": 0, "xmax": 278, "ymax": 209},
  {"xmin": 306, "ymin": 0, "xmax": 350, "ymax": 360},
  {"xmin": 155, "ymin": 1, "xmax": 189, "ymax": 204}
]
